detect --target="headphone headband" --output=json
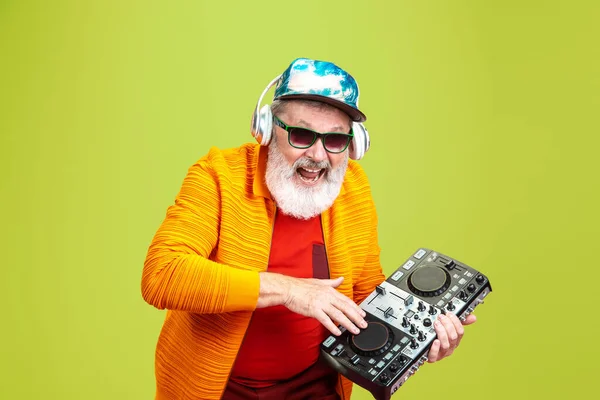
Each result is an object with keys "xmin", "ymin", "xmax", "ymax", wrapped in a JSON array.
[{"xmin": 250, "ymin": 74, "xmax": 370, "ymax": 159}]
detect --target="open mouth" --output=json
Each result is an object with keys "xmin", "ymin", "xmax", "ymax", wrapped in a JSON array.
[{"xmin": 296, "ymin": 167, "xmax": 326, "ymax": 184}]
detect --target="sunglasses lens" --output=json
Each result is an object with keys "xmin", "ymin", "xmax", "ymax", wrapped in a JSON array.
[
  {"xmin": 289, "ymin": 128, "xmax": 316, "ymax": 148},
  {"xmin": 324, "ymin": 134, "xmax": 352, "ymax": 152}
]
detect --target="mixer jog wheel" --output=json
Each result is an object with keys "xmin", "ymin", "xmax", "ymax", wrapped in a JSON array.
[
  {"xmin": 350, "ymin": 321, "xmax": 394, "ymax": 357},
  {"xmin": 407, "ymin": 264, "xmax": 451, "ymax": 297}
]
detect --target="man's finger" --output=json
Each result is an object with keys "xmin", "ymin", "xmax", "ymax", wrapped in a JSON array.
[
  {"xmin": 326, "ymin": 305, "xmax": 360, "ymax": 335},
  {"xmin": 440, "ymin": 313, "xmax": 458, "ymax": 347},
  {"xmin": 334, "ymin": 297, "xmax": 367, "ymax": 328},
  {"xmin": 427, "ymin": 339, "xmax": 441, "ymax": 363},
  {"xmin": 462, "ymin": 313, "xmax": 477, "ymax": 325},
  {"xmin": 344, "ymin": 296, "xmax": 367, "ymax": 318},
  {"xmin": 315, "ymin": 310, "xmax": 341, "ymax": 336},
  {"xmin": 447, "ymin": 313, "xmax": 465, "ymax": 345},
  {"xmin": 434, "ymin": 315, "xmax": 450, "ymax": 355}
]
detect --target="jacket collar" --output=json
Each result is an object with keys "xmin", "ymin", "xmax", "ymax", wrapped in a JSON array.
[{"xmin": 253, "ymin": 144, "xmax": 272, "ymax": 199}]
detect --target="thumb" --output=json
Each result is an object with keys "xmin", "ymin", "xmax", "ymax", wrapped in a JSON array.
[
  {"xmin": 462, "ymin": 313, "xmax": 477, "ymax": 325},
  {"xmin": 327, "ymin": 276, "xmax": 344, "ymax": 288}
]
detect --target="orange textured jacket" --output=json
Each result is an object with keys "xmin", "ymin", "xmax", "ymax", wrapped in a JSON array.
[{"xmin": 142, "ymin": 143, "xmax": 385, "ymax": 400}]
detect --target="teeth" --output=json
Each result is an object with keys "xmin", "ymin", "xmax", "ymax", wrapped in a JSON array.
[
  {"xmin": 298, "ymin": 172, "xmax": 321, "ymax": 183},
  {"xmin": 302, "ymin": 168, "xmax": 321, "ymax": 173}
]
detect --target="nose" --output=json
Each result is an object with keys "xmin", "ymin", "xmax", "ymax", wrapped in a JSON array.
[{"xmin": 304, "ymin": 136, "xmax": 328, "ymax": 163}]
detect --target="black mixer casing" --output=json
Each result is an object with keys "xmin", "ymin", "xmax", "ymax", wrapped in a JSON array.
[{"xmin": 320, "ymin": 248, "xmax": 492, "ymax": 400}]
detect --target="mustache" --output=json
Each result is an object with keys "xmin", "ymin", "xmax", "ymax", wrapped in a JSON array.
[{"xmin": 293, "ymin": 157, "xmax": 331, "ymax": 171}]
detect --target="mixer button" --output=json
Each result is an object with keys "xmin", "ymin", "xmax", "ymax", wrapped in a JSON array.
[
  {"xmin": 414, "ymin": 249, "xmax": 427, "ymax": 259},
  {"xmin": 403, "ymin": 260, "xmax": 416, "ymax": 270},
  {"xmin": 392, "ymin": 344, "xmax": 401, "ymax": 352},
  {"xmin": 369, "ymin": 358, "xmax": 376, "ymax": 365},
  {"xmin": 391, "ymin": 271, "xmax": 404, "ymax": 281},
  {"xmin": 459, "ymin": 278, "xmax": 467, "ymax": 285},
  {"xmin": 323, "ymin": 336, "xmax": 336, "ymax": 348}
]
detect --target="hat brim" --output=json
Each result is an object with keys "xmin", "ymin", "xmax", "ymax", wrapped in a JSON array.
[{"xmin": 277, "ymin": 94, "xmax": 367, "ymax": 123}]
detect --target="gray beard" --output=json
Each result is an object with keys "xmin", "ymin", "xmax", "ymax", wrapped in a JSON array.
[{"xmin": 265, "ymin": 142, "xmax": 348, "ymax": 220}]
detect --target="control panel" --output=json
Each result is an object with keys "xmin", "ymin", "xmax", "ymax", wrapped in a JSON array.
[{"xmin": 320, "ymin": 248, "xmax": 492, "ymax": 400}]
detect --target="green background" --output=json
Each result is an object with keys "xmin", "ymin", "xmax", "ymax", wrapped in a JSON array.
[{"xmin": 1, "ymin": 0, "xmax": 599, "ymax": 399}]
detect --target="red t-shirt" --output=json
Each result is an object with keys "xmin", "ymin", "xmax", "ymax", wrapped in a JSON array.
[{"xmin": 229, "ymin": 209, "xmax": 330, "ymax": 388}]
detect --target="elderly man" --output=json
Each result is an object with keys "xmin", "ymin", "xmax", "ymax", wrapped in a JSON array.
[{"xmin": 142, "ymin": 58, "xmax": 476, "ymax": 400}]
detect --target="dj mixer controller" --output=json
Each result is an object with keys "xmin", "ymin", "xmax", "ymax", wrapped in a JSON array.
[{"xmin": 320, "ymin": 248, "xmax": 492, "ymax": 400}]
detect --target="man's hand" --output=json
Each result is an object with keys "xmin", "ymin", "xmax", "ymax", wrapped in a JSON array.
[
  {"xmin": 257, "ymin": 273, "xmax": 368, "ymax": 336},
  {"xmin": 427, "ymin": 313, "xmax": 477, "ymax": 363}
]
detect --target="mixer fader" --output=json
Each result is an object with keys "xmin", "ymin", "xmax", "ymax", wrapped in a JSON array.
[{"xmin": 320, "ymin": 248, "xmax": 492, "ymax": 400}]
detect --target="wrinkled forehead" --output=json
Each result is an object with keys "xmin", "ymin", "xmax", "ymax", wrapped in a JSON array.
[{"xmin": 282, "ymin": 101, "xmax": 352, "ymax": 133}]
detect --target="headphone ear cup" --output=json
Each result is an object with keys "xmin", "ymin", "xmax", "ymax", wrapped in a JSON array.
[
  {"xmin": 251, "ymin": 104, "xmax": 273, "ymax": 146},
  {"xmin": 349, "ymin": 122, "xmax": 370, "ymax": 160}
]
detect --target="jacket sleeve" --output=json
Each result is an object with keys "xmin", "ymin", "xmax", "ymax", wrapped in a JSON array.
[
  {"xmin": 353, "ymin": 201, "xmax": 386, "ymax": 305},
  {"xmin": 141, "ymin": 157, "xmax": 260, "ymax": 313}
]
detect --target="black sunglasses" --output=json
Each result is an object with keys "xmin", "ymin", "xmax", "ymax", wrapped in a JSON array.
[{"xmin": 273, "ymin": 116, "xmax": 354, "ymax": 154}]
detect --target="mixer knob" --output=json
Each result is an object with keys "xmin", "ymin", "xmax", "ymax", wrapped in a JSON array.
[
  {"xmin": 418, "ymin": 331, "xmax": 426, "ymax": 342},
  {"xmin": 467, "ymin": 284, "xmax": 476, "ymax": 292},
  {"xmin": 410, "ymin": 338, "xmax": 419, "ymax": 349},
  {"xmin": 390, "ymin": 363, "xmax": 399, "ymax": 372},
  {"xmin": 447, "ymin": 301, "xmax": 456, "ymax": 311},
  {"xmin": 410, "ymin": 324, "xmax": 417, "ymax": 334},
  {"xmin": 476, "ymin": 275, "xmax": 485, "ymax": 284},
  {"xmin": 418, "ymin": 301, "xmax": 426, "ymax": 312},
  {"xmin": 402, "ymin": 316, "xmax": 410, "ymax": 328},
  {"xmin": 379, "ymin": 373, "xmax": 390, "ymax": 383},
  {"xmin": 459, "ymin": 290, "xmax": 467, "ymax": 300},
  {"xmin": 428, "ymin": 305, "xmax": 437, "ymax": 315},
  {"xmin": 423, "ymin": 318, "xmax": 432, "ymax": 327}
]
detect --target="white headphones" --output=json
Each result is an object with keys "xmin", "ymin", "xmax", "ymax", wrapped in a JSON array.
[{"xmin": 250, "ymin": 75, "xmax": 371, "ymax": 160}]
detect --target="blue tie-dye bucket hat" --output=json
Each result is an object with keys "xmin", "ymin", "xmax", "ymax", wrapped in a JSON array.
[{"xmin": 273, "ymin": 58, "xmax": 367, "ymax": 122}]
